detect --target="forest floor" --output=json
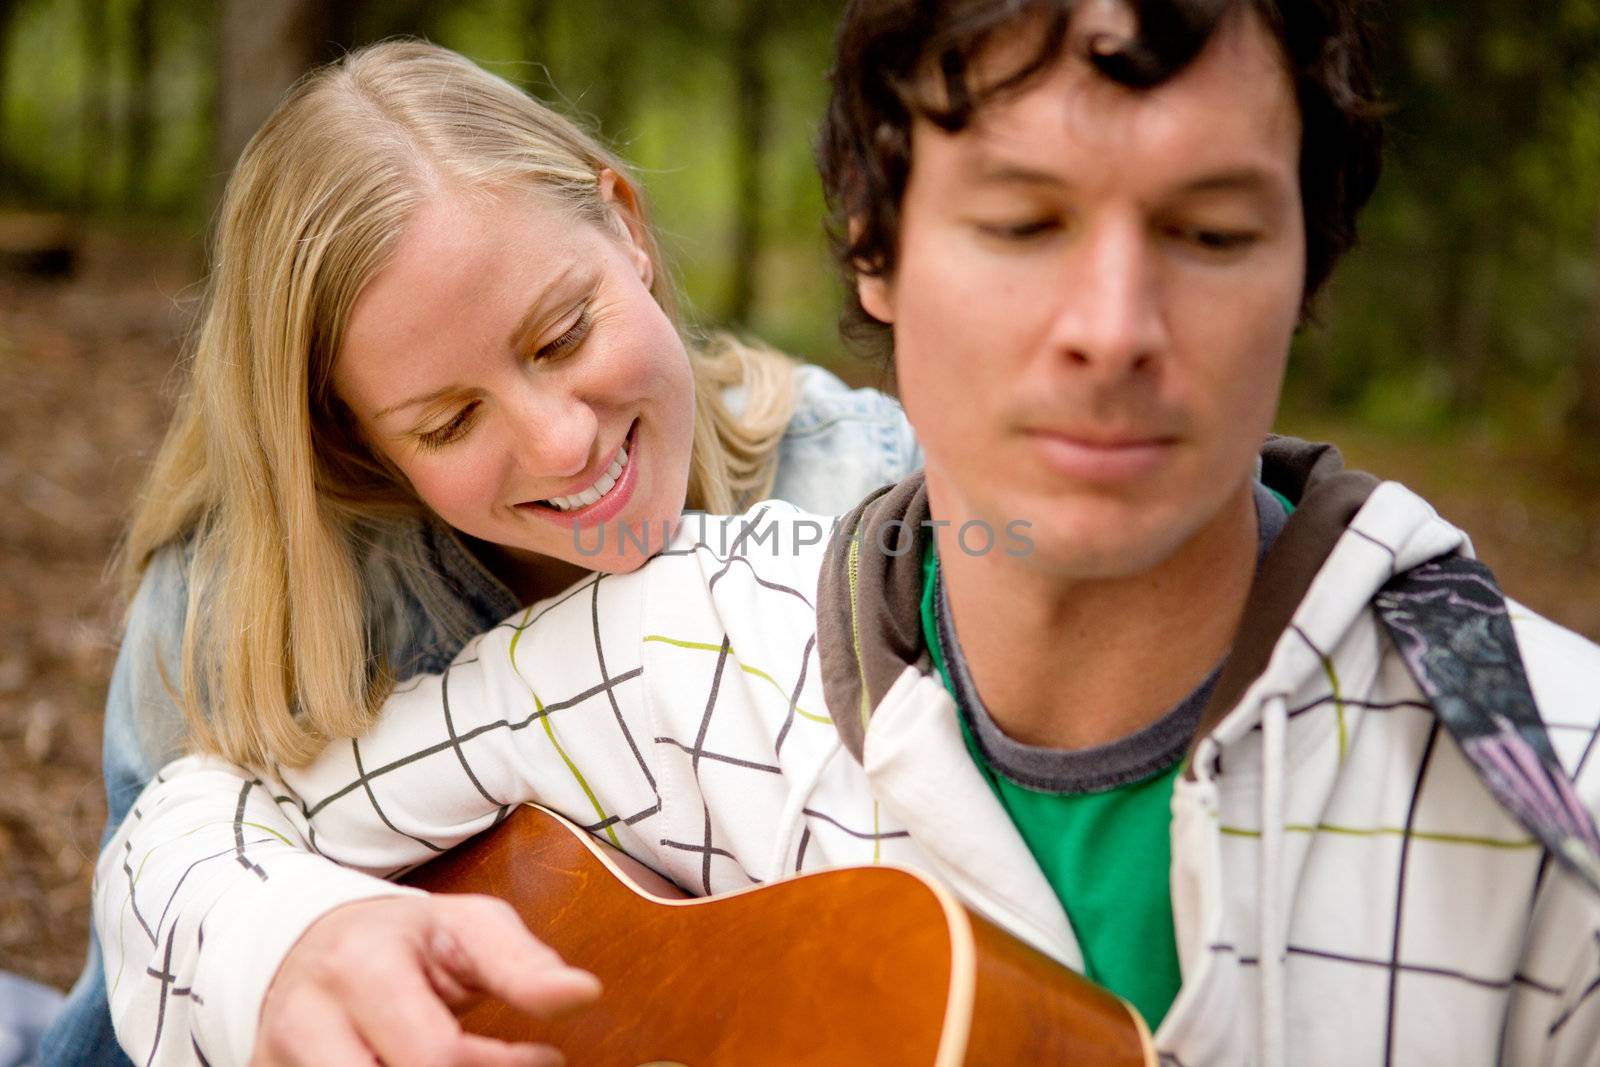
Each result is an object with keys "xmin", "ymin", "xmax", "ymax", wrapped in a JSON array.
[{"xmin": 3, "ymin": 221, "xmax": 1599, "ymax": 993}]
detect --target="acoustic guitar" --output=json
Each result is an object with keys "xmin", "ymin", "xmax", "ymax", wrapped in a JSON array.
[{"xmin": 403, "ymin": 804, "xmax": 1156, "ymax": 1066}]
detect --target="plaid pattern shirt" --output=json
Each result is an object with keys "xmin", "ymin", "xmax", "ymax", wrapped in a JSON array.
[{"xmin": 98, "ymin": 469, "xmax": 1600, "ymax": 1066}]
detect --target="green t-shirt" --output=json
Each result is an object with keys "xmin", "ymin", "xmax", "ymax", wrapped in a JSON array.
[
  {"xmin": 919, "ymin": 545, "xmax": 1184, "ymax": 1029},
  {"xmin": 917, "ymin": 483, "xmax": 1292, "ymax": 1031}
]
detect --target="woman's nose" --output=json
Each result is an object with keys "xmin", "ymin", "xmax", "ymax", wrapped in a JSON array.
[{"xmin": 505, "ymin": 388, "xmax": 598, "ymax": 481}]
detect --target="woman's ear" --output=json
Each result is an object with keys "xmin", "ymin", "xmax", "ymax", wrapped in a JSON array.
[{"xmin": 599, "ymin": 168, "xmax": 654, "ymax": 290}]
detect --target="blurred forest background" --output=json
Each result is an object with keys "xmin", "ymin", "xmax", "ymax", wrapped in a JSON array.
[{"xmin": 1, "ymin": 0, "xmax": 1599, "ymax": 996}]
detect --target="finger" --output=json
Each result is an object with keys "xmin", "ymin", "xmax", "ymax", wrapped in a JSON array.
[
  {"xmin": 352, "ymin": 940, "xmax": 570, "ymax": 1067},
  {"xmin": 253, "ymin": 995, "xmax": 380, "ymax": 1067},
  {"xmin": 428, "ymin": 926, "xmax": 602, "ymax": 1019},
  {"xmin": 348, "ymin": 950, "xmax": 482, "ymax": 1067},
  {"xmin": 430, "ymin": 899, "xmax": 603, "ymax": 1019},
  {"xmin": 457, "ymin": 1032, "xmax": 569, "ymax": 1067}
]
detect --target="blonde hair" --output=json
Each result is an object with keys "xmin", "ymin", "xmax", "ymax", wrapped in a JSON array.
[{"xmin": 121, "ymin": 41, "xmax": 796, "ymax": 770}]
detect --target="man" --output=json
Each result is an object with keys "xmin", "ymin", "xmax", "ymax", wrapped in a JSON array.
[{"xmin": 98, "ymin": 2, "xmax": 1600, "ymax": 1065}]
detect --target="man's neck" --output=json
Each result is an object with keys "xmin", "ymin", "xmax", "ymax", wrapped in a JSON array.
[{"xmin": 935, "ymin": 483, "xmax": 1261, "ymax": 751}]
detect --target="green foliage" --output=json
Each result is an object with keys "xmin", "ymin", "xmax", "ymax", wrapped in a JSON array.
[
  {"xmin": 2, "ymin": 0, "xmax": 211, "ymax": 212},
  {"xmin": 1283, "ymin": 0, "xmax": 1600, "ymax": 429},
  {"xmin": 1, "ymin": 0, "xmax": 1597, "ymax": 407}
]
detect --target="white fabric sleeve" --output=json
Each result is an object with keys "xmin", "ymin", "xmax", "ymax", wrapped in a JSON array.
[
  {"xmin": 274, "ymin": 571, "xmax": 654, "ymax": 872},
  {"xmin": 95, "ymin": 757, "xmax": 421, "ymax": 1067},
  {"xmin": 1546, "ymin": 924, "xmax": 1600, "ymax": 1067},
  {"xmin": 95, "ymin": 569, "xmax": 654, "ymax": 1067},
  {"xmin": 1497, "ymin": 868, "xmax": 1600, "ymax": 1066},
  {"xmin": 1498, "ymin": 616, "xmax": 1600, "ymax": 1067}
]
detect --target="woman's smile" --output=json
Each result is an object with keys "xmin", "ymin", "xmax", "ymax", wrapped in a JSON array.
[
  {"xmin": 516, "ymin": 419, "xmax": 641, "ymax": 528},
  {"xmin": 336, "ymin": 184, "xmax": 695, "ymax": 576}
]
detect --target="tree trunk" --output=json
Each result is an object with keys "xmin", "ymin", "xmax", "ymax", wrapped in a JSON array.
[
  {"xmin": 581, "ymin": 1, "xmax": 636, "ymax": 144},
  {"xmin": 1445, "ymin": 248, "xmax": 1501, "ymax": 414},
  {"xmin": 0, "ymin": 0, "xmax": 22, "ymax": 193},
  {"xmin": 126, "ymin": 0, "xmax": 158, "ymax": 209},
  {"xmin": 79, "ymin": 0, "xmax": 113, "ymax": 208},
  {"xmin": 212, "ymin": 0, "xmax": 333, "ymax": 200},
  {"xmin": 524, "ymin": 0, "xmax": 555, "ymax": 86},
  {"xmin": 347, "ymin": 0, "xmax": 448, "ymax": 47},
  {"xmin": 724, "ymin": 0, "xmax": 769, "ymax": 327},
  {"xmin": 1572, "ymin": 209, "xmax": 1600, "ymax": 441}
]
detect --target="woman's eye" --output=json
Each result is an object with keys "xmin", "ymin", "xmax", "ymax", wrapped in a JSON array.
[
  {"xmin": 537, "ymin": 306, "xmax": 593, "ymax": 360},
  {"xmin": 417, "ymin": 403, "xmax": 478, "ymax": 451}
]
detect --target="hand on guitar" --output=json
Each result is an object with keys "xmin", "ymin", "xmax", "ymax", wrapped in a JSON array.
[{"xmin": 253, "ymin": 894, "xmax": 602, "ymax": 1067}]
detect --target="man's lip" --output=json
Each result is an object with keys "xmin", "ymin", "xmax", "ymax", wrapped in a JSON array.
[
  {"xmin": 1026, "ymin": 429, "xmax": 1177, "ymax": 482},
  {"xmin": 1026, "ymin": 429, "xmax": 1178, "ymax": 449}
]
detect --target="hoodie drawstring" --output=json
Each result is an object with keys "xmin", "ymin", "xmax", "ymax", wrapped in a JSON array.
[{"xmin": 1259, "ymin": 693, "xmax": 1289, "ymax": 1067}]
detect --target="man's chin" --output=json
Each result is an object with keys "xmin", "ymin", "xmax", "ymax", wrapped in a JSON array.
[
  {"xmin": 1007, "ymin": 534, "xmax": 1185, "ymax": 582},
  {"xmin": 973, "ymin": 497, "xmax": 1199, "ymax": 580}
]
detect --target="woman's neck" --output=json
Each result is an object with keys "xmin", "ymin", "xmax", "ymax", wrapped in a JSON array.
[{"xmin": 477, "ymin": 540, "xmax": 593, "ymax": 605}]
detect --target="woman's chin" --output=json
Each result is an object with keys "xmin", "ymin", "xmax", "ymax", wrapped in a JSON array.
[
  {"xmin": 591, "ymin": 550, "xmax": 655, "ymax": 575},
  {"xmin": 561, "ymin": 511, "xmax": 683, "ymax": 571}
]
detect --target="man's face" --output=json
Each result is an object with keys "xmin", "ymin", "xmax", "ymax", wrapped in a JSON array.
[{"xmin": 861, "ymin": 7, "xmax": 1305, "ymax": 580}]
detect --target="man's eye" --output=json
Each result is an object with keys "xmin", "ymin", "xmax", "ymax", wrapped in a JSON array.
[
  {"xmin": 417, "ymin": 403, "xmax": 478, "ymax": 451},
  {"xmin": 1174, "ymin": 227, "xmax": 1261, "ymax": 252},
  {"xmin": 977, "ymin": 218, "xmax": 1060, "ymax": 241},
  {"xmin": 537, "ymin": 306, "xmax": 593, "ymax": 359}
]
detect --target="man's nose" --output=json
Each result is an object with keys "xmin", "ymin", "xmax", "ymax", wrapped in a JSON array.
[{"xmin": 1046, "ymin": 218, "xmax": 1166, "ymax": 378}]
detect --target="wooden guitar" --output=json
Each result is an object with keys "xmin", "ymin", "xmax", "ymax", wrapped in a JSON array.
[{"xmin": 403, "ymin": 804, "xmax": 1156, "ymax": 1066}]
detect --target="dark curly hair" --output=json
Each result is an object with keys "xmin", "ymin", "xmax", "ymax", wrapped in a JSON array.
[{"xmin": 817, "ymin": 0, "xmax": 1385, "ymax": 361}]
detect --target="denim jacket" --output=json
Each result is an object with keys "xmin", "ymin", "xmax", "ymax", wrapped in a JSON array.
[{"xmin": 40, "ymin": 362, "xmax": 919, "ymax": 1066}]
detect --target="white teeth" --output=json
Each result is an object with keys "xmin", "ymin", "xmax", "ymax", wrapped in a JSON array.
[{"xmin": 541, "ymin": 442, "xmax": 629, "ymax": 512}]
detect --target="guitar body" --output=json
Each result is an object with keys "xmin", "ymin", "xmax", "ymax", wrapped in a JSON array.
[{"xmin": 403, "ymin": 805, "xmax": 1155, "ymax": 1066}]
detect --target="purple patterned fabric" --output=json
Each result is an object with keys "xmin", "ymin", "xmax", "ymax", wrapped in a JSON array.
[{"xmin": 1374, "ymin": 555, "xmax": 1600, "ymax": 895}]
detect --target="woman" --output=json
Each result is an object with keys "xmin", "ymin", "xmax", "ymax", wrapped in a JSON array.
[{"xmin": 42, "ymin": 40, "xmax": 919, "ymax": 1067}]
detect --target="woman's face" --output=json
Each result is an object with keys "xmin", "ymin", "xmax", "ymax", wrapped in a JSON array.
[{"xmin": 335, "ymin": 179, "xmax": 695, "ymax": 585}]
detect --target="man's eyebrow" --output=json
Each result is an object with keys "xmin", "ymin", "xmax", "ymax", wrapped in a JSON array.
[
  {"xmin": 1173, "ymin": 166, "xmax": 1285, "ymax": 198},
  {"xmin": 963, "ymin": 156, "xmax": 1067, "ymax": 188},
  {"xmin": 960, "ymin": 154, "xmax": 1288, "ymax": 202}
]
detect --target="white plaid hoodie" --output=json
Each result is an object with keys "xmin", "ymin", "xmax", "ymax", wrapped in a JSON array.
[{"xmin": 97, "ymin": 440, "xmax": 1600, "ymax": 1066}]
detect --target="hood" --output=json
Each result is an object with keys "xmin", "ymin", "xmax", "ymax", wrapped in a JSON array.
[
  {"xmin": 814, "ymin": 435, "xmax": 1600, "ymax": 1067},
  {"xmin": 815, "ymin": 436, "xmax": 1382, "ymax": 765},
  {"xmin": 816, "ymin": 475, "xmax": 935, "ymax": 764},
  {"xmin": 1185, "ymin": 437, "xmax": 1381, "ymax": 773}
]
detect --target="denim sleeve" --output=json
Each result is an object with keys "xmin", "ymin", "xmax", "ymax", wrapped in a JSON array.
[
  {"xmin": 39, "ymin": 548, "xmax": 190, "ymax": 1067},
  {"xmin": 102, "ymin": 547, "xmax": 191, "ymax": 830},
  {"xmin": 768, "ymin": 363, "xmax": 922, "ymax": 516}
]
